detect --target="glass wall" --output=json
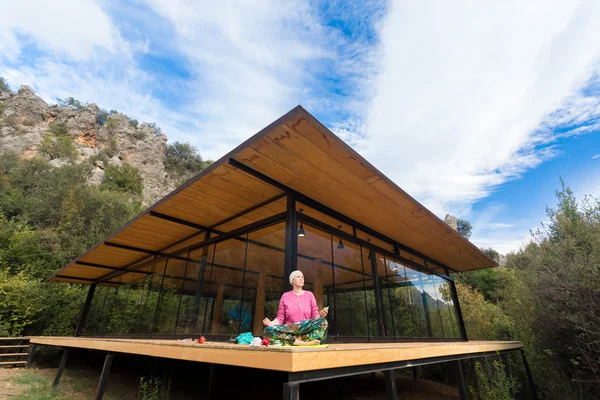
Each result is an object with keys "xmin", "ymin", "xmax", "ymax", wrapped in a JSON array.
[
  {"xmin": 84, "ymin": 222, "xmax": 286, "ymax": 338},
  {"xmin": 82, "ymin": 196, "xmax": 462, "ymax": 342}
]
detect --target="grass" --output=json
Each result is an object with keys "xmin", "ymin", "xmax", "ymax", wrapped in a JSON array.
[{"xmin": 2, "ymin": 369, "xmax": 133, "ymax": 400}]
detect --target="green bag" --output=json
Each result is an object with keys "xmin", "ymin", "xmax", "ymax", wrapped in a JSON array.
[{"xmin": 236, "ymin": 332, "xmax": 254, "ymax": 344}]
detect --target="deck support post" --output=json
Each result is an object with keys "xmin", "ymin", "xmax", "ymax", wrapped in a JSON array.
[
  {"xmin": 520, "ymin": 349, "xmax": 538, "ymax": 400},
  {"xmin": 25, "ymin": 344, "xmax": 36, "ymax": 368},
  {"xmin": 208, "ymin": 364, "xmax": 217, "ymax": 399},
  {"xmin": 455, "ymin": 360, "xmax": 469, "ymax": 400},
  {"xmin": 412, "ymin": 366, "xmax": 418, "ymax": 380},
  {"xmin": 75, "ymin": 283, "xmax": 96, "ymax": 336},
  {"xmin": 95, "ymin": 353, "xmax": 115, "ymax": 400},
  {"xmin": 383, "ymin": 369, "xmax": 398, "ymax": 400},
  {"xmin": 52, "ymin": 347, "xmax": 71, "ymax": 387},
  {"xmin": 283, "ymin": 381, "xmax": 299, "ymax": 400}
]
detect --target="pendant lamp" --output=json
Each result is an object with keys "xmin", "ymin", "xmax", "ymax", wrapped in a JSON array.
[{"xmin": 298, "ymin": 223, "xmax": 306, "ymax": 237}]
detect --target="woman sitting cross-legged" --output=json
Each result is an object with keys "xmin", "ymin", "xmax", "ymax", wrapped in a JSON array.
[{"xmin": 262, "ymin": 270, "xmax": 329, "ymax": 346}]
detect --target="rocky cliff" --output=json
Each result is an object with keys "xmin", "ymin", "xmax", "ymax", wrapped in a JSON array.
[{"xmin": 0, "ymin": 85, "xmax": 181, "ymax": 205}]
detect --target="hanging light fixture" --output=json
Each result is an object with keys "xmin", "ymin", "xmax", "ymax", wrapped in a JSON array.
[
  {"xmin": 298, "ymin": 222, "xmax": 306, "ymax": 237},
  {"xmin": 297, "ymin": 209, "xmax": 306, "ymax": 237},
  {"xmin": 337, "ymin": 226, "xmax": 344, "ymax": 249}
]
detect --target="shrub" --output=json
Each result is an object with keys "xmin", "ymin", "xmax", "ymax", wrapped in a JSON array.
[
  {"xmin": 0, "ymin": 152, "xmax": 19, "ymax": 175},
  {"xmin": 38, "ymin": 134, "xmax": 77, "ymax": 160},
  {"xmin": 0, "ymin": 77, "xmax": 11, "ymax": 93},
  {"xmin": 47, "ymin": 121, "xmax": 68, "ymax": 136},
  {"xmin": 146, "ymin": 122, "xmax": 162, "ymax": 136},
  {"xmin": 129, "ymin": 119, "xmax": 139, "ymax": 129},
  {"xmin": 138, "ymin": 374, "xmax": 171, "ymax": 400},
  {"xmin": 105, "ymin": 117, "xmax": 119, "ymax": 130},
  {"xmin": 57, "ymin": 96, "xmax": 86, "ymax": 111},
  {"xmin": 96, "ymin": 108, "xmax": 109, "ymax": 125},
  {"xmin": 164, "ymin": 142, "xmax": 211, "ymax": 178},
  {"xmin": 101, "ymin": 164, "xmax": 144, "ymax": 196}
]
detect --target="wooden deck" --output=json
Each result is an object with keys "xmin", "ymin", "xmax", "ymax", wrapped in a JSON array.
[{"xmin": 28, "ymin": 336, "xmax": 522, "ymax": 373}]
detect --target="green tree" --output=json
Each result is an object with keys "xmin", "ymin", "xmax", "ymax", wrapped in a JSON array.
[
  {"xmin": 57, "ymin": 96, "xmax": 86, "ymax": 111},
  {"xmin": 164, "ymin": 141, "xmax": 211, "ymax": 179},
  {"xmin": 101, "ymin": 164, "xmax": 144, "ymax": 196},
  {"xmin": 0, "ymin": 77, "xmax": 11, "ymax": 93},
  {"xmin": 457, "ymin": 218, "xmax": 472, "ymax": 239}
]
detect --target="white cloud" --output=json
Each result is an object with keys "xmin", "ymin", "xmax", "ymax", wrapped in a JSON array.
[
  {"xmin": 362, "ymin": 0, "xmax": 600, "ymax": 219},
  {"xmin": 0, "ymin": 0, "xmax": 125, "ymax": 61},
  {"xmin": 593, "ymin": 154, "xmax": 600, "ymax": 159}
]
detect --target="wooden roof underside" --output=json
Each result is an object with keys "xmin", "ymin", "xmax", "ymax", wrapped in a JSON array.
[{"xmin": 50, "ymin": 106, "xmax": 496, "ymax": 286}]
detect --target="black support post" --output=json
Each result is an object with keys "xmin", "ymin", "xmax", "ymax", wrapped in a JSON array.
[
  {"xmin": 455, "ymin": 360, "xmax": 469, "ymax": 400},
  {"xmin": 95, "ymin": 353, "xmax": 115, "ymax": 400},
  {"xmin": 520, "ymin": 349, "xmax": 538, "ymax": 400},
  {"xmin": 369, "ymin": 249, "xmax": 386, "ymax": 336},
  {"xmin": 283, "ymin": 381, "xmax": 299, "ymax": 400},
  {"xmin": 284, "ymin": 193, "xmax": 298, "ymax": 291},
  {"xmin": 383, "ymin": 370, "xmax": 398, "ymax": 400},
  {"xmin": 208, "ymin": 364, "xmax": 217, "ymax": 399},
  {"xmin": 193, "ymin": 232, "xmax": 211, "ymax": 328},
  {"xmin": 25, "ymin": 344, "xmax": 36, "ymax": 368},
  {"xmin": 449, "ymin": 276, "xmax": 468, "ymax": 340},
  {"xmin": 52, "ymin": 348, "xmax": 71, "ymax": 387},
  {"xmin": 75, "ymin": 283, "xmax": 96, "ymax": 336}
]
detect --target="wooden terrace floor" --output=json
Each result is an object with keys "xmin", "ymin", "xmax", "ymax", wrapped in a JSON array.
[{"xmin": 28, "ymin": 337, "xmax": 522, "ymax": 373}]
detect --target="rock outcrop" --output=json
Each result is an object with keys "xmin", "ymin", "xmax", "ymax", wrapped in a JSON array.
[{"xmin": 0, "ymin": 85, "xmax": 179, "ymax": 204}]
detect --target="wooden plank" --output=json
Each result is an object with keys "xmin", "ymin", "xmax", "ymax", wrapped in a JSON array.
[
  {"xmin": 0, "ymin": 345, "xmax": 29, "ymax": 349},
  {"xmin": 0, "ymin": 353, "xmax": 29, "ymax": 357},
  {"xmin": 0, "ymin": 361, "xmax": 27, "ymax": 366}
]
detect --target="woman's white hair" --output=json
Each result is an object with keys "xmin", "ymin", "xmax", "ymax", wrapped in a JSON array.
[{"xmin": 289, "ymin": 270, "xmax": 303, "ymax": 286}]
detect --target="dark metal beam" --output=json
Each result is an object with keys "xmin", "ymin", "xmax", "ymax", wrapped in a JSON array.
[
  {"xmin": 75, "ymin": 284, "xmax": 96, "ymax": 337},
  {"xmin": 284, "ymin": 193, "xmax": 298, "ymax": 291},
  {"xmin": 521, "ymin": 349, "xmax": 538, "ymax": 400},
  {"xmin": 55, "ymin": 275, "xmax": 94, "ymax": 282},
  {"xmin": 95, "ymin": 353, "xmax": 115, "ymax": 400},
  {"xmin": 288, "ymin": 347, "xmax": 522, "ymax": 384},
  {"xmin": 149, "ymin": 211, "xmax": 211, "ymax": 231},
  {"xmin": 52, "ymin": 348, "xmax": 71, "ymax": 387},
  {"xmin": 76, "ymin": 261, "xmax": 122, "ymax": 271}
]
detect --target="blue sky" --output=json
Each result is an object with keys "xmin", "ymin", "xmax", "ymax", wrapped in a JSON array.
[{"xmin": 2, "ymin": 0, "xmax": 600, "ymax": 254}]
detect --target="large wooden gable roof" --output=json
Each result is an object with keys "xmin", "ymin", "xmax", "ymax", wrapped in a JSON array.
[{"xmin": 50, "ymin": 106, "xmax": 495, "ymax": 285}]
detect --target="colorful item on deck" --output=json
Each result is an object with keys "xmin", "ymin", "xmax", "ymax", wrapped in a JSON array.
[{"xmin": 264, "ymin": 317, "xmax": 329, "ymax": 346}]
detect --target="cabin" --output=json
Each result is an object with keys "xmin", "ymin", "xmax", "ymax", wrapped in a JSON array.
[{"xmin": 29, "ymin": 106, "xmax": 534, "ymax": 399}]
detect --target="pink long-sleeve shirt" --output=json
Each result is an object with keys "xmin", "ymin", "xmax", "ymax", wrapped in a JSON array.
[{"xmin": 275, "ymin": 291, "xmax": 319, "ymax": 325}]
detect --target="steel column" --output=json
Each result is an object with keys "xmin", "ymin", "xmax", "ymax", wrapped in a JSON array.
[
  {"xmin": 75, "ymin": 284, "xmax": 96, "ymax": 336},
  {"xmin": 25, "ymin": 344, "xmax": 36, "ymax": 368},
  {"xmin": 455, "ymin": 360, "xmax": 469, "ymax": 400},
  {"xmin": 208, "ymin": 364, "xmax": 217, "ymax": 399},
  {"xmin": 283, "ymin": 381, "xmax": 299, "ymax": 400},
  {"xmin": 52, "ymin": 347, "xmax": 71, "ymax": 387},
  {"xmin": 369, "ymin": 249, "xmax": 385, "ymax": 336},
  {"xmin": 447, "ymin": 270, "xmax": 468, "ymax": 340},
  {"xmin": 95, "ymin": 353, "xmax": 115, "ymax": 400},
  {"xmin": 284, "ymin": 193, "xmax": 298, "ymax": 291},
  {"xmin": 383, "ymin": 370, "xmax": 398, "ymax": 400},
  {"xmin": 520, "ymin": 349, "xmax": 538, "ymax": 400}
]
